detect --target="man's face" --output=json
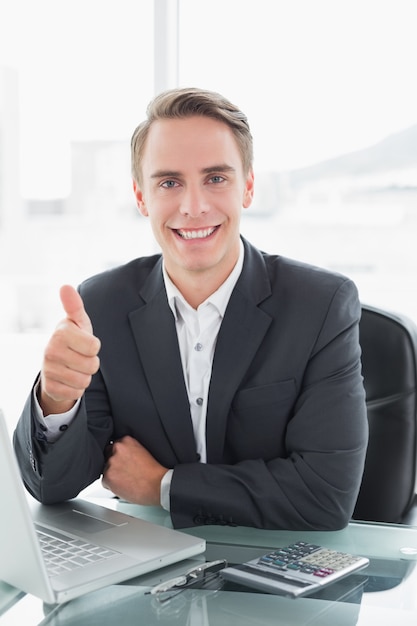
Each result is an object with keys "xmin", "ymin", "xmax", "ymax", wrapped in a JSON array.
[{"xmin": 133, "ymin": 115, "xmax": 254, "ymax": 288}]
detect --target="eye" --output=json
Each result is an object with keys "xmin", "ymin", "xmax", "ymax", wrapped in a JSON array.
[
  {"xmin": 161, "ymin": 180, "xmax": 179, "ymax": 189},
  {"xmin": 208, "ymin": 175, "xmax": 225, "ymax": 184}
]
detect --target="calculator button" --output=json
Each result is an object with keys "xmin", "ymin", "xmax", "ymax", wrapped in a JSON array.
[{"xmin": 287, "ymin": 563, "xmax": 302, "ymax": 570}]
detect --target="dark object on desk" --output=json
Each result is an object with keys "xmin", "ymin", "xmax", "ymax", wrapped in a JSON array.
[
  {"xmin": 146, "ymin": 559, "xmax": 228, "ymax": 602},
  {"xmin": 353, "ymin": 304, "xmax": 417, "ymax": 524},
  {"xmin": 362, "ymin": 556, "xmax": 416, "ymax": 593}
]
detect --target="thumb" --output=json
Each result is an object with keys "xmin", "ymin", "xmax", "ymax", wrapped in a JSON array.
[{"xmin": 59, "ymin": 285, "xmax": 93, "ymax": 333}]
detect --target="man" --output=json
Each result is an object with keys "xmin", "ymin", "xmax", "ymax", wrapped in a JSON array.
[{"xmin": 14, "ymin": 87, "xmax": 368, "ymax": 530}]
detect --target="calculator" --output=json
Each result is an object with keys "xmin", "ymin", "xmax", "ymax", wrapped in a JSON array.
[{"xmin": 220, "ymin": 541, "xmax": 369, "ymax": 598}]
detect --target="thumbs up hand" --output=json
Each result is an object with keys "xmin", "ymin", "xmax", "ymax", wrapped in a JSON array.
[{"xmin": 39, "ymin": 286, "xmax": 101, "ymax": 416}]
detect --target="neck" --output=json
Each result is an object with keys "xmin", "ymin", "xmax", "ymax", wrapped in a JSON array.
[
  {"xmin": 165, "ymin": 240, "xmax": 242, "ymax": 309},
  {"xmin": 171, "ymin": 269, "xmax": 227, "ymax": 309}
]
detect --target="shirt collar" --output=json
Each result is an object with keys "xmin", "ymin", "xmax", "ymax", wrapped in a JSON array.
[{"xmin": 163, "ymin": 239, "xmax": 245, "ymax": 320}]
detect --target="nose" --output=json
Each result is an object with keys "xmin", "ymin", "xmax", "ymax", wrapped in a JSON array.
[{"xmin": 179, "ymin": 184, "xmax": 209, "ymax": 217}]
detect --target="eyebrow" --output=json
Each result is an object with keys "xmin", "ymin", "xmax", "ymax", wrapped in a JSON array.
[{"xmin": 150, "ymin": 164, "xmax": 236, "ymax": 179}]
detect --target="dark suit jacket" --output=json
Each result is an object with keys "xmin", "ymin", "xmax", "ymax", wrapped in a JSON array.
[{"xmin": 14, "ymin": 238, "xmax": 368, "ymax": 530}]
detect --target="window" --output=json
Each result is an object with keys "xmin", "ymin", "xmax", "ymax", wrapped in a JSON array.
[{"xmin": 0, "ymin": 0, "xmax": 155, "ymax": 332}]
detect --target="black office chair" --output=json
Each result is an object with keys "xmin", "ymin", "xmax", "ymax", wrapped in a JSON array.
[{"xmin": 353, "ymin": 304, "xmax": 417, "ymax": 524}]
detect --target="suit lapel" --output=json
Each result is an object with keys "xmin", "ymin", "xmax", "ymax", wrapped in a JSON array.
[
  {"xmin": 206, "ymin": 240, "xmax": 273, "ymax": 462},
  {"xmin": 128, "ymin": 263, "xmax": 197, "ymax": 463}
]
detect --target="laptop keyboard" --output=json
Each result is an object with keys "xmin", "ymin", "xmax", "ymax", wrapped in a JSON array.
[{"xmin": 36, "ymin": 527, "xmax": 119, "ymax": 577}]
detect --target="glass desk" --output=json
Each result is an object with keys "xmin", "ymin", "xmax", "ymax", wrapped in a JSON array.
[{"xmin": 2, "ymin": 496, "xmax": 417, "ymax": 625}]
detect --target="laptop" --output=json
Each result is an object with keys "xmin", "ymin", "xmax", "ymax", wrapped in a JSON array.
[{"xmin": 0, "ymin": 409, "xmax": 205, "ymax": 604}]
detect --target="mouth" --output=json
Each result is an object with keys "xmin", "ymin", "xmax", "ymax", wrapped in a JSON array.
[{"xmin": 175, "ymin": 226, "xmax": 218, "ymax": 240}]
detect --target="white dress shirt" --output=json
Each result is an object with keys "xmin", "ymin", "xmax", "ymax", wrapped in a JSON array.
[
  {"xmin": 34, "ymin": 240, "xmax": 244, "ymax": 510},
  {"xmin": 160, "ymin": 240, "xmax": 244, "ymax": 508},
  {"xmin": 163, "ymin": 239, "xmax": 244, "ymax": 464}
]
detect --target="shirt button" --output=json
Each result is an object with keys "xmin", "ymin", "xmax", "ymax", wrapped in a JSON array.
[
  {"xmin": 59, "ymin": 424, "xmax": 68, "ymax": 432},
  {"xmin": 194, "ymin": 343, "xmax": 203, "ymax": 351},
  {"xmin": 196, "ymin": 397, "xmax": 204, "ymax": 406}
]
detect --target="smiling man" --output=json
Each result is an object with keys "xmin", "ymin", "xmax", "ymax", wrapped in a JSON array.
[{"xmin": 14, "ymin": 88, "xmax": 368, "ymax": 530}]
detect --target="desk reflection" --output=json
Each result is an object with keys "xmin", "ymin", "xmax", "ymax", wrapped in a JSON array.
[
  {"xmin": 37, "ymin": 554, "xmax": 417, "ymax": 626},
  {"xmin": 40, "ymin": 586, "xmax": 362, "ymax": 626}
]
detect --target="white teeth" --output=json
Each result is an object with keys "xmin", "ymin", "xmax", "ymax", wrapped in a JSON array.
[{"xmin": 177, "ymin": 227, "xmax": 216, "ymax": 240}]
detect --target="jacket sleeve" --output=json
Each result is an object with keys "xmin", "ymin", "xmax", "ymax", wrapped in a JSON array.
[{"xmin": 13, "ymin": 377, "xmax": 113, "ymax": 504}]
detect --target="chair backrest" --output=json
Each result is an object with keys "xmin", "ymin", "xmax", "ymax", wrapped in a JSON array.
[{"xmin": 353, "ymin": 304, "xmax": 417, "ymax": 523}]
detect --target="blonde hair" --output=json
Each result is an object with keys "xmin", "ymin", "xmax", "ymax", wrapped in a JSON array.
[{"xmin": 131, "ymin": 87, "xmax": 253, "ymax": 185}]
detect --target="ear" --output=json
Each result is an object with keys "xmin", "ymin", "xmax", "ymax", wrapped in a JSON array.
[
  {"xmin": 133, "ymin": 180, "xmax": 148, "ymax": 216},
  {"xmin": 242, "ymin": 169, "xmax": 255, "ymax": 209}
]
